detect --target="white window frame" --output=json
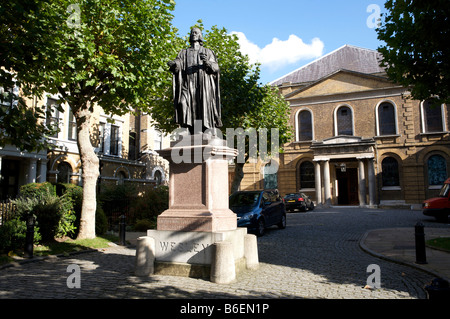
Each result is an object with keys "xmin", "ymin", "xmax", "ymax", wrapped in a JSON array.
[
  {"xmin": 334, "ymin": 104, "xmax": 355, "ymax": 136},
  {"xmin": 294, "ymin": 107, "xmax": 314, "ymax": 142},
  {"xmin": 375, "ymin": 100, "xmax": 399, "ymax": 136}
]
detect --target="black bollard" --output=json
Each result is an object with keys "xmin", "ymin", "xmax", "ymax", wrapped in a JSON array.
[
  {"xmin": 119, "ymin": 214, "xmax": 126, "ymax": 246},
  {"xmin": 415, "ymin": 222, "xmax": 427, "ymax": 264},
  {"xmin": 24, "ymin": 214, "xmax": 36, "ymax": 258}
]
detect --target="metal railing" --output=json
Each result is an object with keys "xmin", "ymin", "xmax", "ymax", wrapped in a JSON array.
[{"xmin": 0, "ymin": 200, "xmax": 17, "ymax": 226}]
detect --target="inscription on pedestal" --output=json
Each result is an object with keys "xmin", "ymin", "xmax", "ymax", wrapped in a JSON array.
[{"xmin": 159, "ymin": 241, "xmax": 210, "ymax": 254}]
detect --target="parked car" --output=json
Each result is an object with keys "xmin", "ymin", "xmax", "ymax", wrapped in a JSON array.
[
  {"xmin": 423, "ymin": 178, "xmax": 450, "ymax": 222},
  {"xmin": 229, "ymin": 190, "xmax": 286, "ymax": 236},
  {"xmin": 283, "ymin": 193, "xmax": 315, "ymax": 212}
]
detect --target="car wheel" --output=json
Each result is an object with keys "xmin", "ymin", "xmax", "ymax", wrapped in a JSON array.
[
  {"xmin": 256, "ymin": 218, "xmax": 265, "ymax": 237},
  {"xmin": 278, "ymin": 214, "xmax": 286, "ymax": 229}
]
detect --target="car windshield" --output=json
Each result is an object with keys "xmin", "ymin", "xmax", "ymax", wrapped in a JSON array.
[
  {"xmin": 229, "ymin": 192, "xmax": 260, "ymax": 207},
  {"xmin": 438, "ymin": 183, "xmax": 450, "ymax": 197}
]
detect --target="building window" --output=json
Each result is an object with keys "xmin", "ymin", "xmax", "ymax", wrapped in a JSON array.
[
  {"xmin": 263, "ymin": 163, "xmax": 278, "ymax": 189},
  {"xmin": 154, "ymin": 130, "xmax": 163, "ymax": 151},
  {"xmin": 297, "ymin": 110, "xmax": 313, "ymax": 141},
  {"xmin": 57, "ymin": 162, "xmax": 72, "ymax": 184},
  {"xmin": 377, "ymin": 102, "xmax": 397, "ymax": 135},
  {"xmin": 110, "ymin": 125, "xmax": 119, "ymax": 156},
  {"xmin": 117, "ymin": 171, "xmax": 126, "ymax": 185},
  {"xmin": 299, "ymin": 161, "xmax": 315, "ymax": 189},
  {"xmin": 46, "ymin": 98, "xmax": 60, "ymax": 138},
  {"xmin": 68, "ymin": 108, "xmax": 77, "ymax": 141},
  {"xmin": 336, "ymin": 106, "xmax": 353, "ymax": 136},
  {"xmin": 154, "ymin": 170, "xmax": 162, "ymax": 185},
  {"xmin": 98, "ymin": 123, "xmax": 105, "ymax": 153},
  {"xmin": 382, "ymin": 157, "xmax": 400, "ymax": 187},
  {"xmin": 427, "ymin": 154, "xmax": 447, "ymax": 186},
  {"xmin": 422, "ymin": 99, "xmax": 445, "ymax": 133}
]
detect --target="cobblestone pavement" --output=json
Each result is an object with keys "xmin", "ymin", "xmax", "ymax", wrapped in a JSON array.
[{"xmin": 0, "ymin": 207, "xmax": 447, "ymax": 299}]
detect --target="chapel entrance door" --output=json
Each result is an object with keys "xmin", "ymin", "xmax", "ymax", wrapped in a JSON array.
[{"xmin": 336, "ymin": 167, "xmax": 359, "ymax": 205}]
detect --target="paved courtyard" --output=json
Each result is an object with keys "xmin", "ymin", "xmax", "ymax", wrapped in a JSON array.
[{"xmin": 0, "ymin": 207, "xmax": 447, "ymax": 300}]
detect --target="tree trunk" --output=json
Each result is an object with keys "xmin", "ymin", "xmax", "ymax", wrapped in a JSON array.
[
  {"xmin": 75, "ymin": 107, "xmax": 99, "ymax": 239},
  {"xmin": 230, "ymin": 162, "xmax": 245, "ymax": 194}
]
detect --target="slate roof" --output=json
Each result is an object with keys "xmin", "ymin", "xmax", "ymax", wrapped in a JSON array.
[{"xmin": 270, "ymin": 45, "xmax": 385, "ymax": 86}]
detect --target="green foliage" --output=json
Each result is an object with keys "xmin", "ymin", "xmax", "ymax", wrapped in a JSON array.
[
  {"xmin": 12, "ymin": 184, "xmax": 77, "ymax": 242},
  {"xmin": 132, "ymin": 186, "xmax": 169, "ymax": 223},
  {"xmin": 19, "ymin": 182, "xmax": 56, "ymax": 199},
  {"xmin": 95, "ymin": 203, "xmax": 108, "ymax": 236},
  {"xmin": 377, "ymin": 0, "xmax": 450, "ymax": 104},
  {"xmin": 134, "ymin": 219, "xmax": 155, "ymax": 232},
  {"xmin": 0, "ymin": 217, "xmax": 41, "ymax": 253}
]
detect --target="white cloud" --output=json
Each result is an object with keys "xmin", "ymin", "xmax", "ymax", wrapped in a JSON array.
[{"xmin": 231, "ymin": 31, "xmax": 324, "ymax": 71}]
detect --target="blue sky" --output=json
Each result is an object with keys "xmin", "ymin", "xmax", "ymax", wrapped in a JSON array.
[{"xmin": 171, "ymin": 0, "xmax": 388, "ymax": 84}]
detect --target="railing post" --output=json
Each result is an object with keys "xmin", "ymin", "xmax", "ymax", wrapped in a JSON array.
[
  {"xmin": 24, "ymin": 214, "xmax": 36, "ymax": 258},
  {"xmin": 119, "ymin": 214, "xmax": 126, "ymax": 246},
  {"xmin": 415, "ymin": 222, "xmax": 427, "ymax": 264}
]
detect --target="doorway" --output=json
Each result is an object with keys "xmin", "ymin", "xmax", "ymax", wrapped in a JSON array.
[{"xmin": 336, "ymin": 167, "xmax": 359, "ymax": 205}]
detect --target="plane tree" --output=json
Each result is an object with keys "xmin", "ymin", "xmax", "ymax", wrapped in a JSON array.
[{"xmin": 0, "ymin": 0, "xmax": 178, "ymax": 239}]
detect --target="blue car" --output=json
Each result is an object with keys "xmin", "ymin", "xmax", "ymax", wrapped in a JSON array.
[{"xmin": 229, "ymin": 190, "xmax": 286, "ymax": 236}]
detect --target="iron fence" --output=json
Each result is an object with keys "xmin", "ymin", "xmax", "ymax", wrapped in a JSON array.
[{"xmin": 0, "ymin": 200, "xmax": 17, "ymax": 226}]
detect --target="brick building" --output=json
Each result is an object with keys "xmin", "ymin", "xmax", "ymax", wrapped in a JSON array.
[
  {"xmin": 0, "ymin": 90, "xmax": 169, "ymax": 199},
  {"xmin": 240, "ymin": 45, "xmax": 450, "ymax": 208}
]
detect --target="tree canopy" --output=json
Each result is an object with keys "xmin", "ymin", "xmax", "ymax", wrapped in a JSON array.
[
  {"xmin": 377, "ymin": 0, "xmax": 450, "ymax": 104},
  {"xmin": 0, "ymin": 0, "xmax": 178, "ymax": 238}
]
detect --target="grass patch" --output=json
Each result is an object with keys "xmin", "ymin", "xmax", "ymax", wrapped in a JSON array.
[
  {"xmin": 0, "ymin": 234, "xmax": 118, "ymax": 266},
  {"xmin": 426, "ymin": 237, "xmax": 450, "ymax": 252}
]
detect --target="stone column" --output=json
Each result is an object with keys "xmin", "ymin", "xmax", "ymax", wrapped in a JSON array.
[
  {"xmin": 358, "ymin": 159, "xmax": 366, "ymax": 207},
  {"xmin": 314, "ymin": 160, "xmax": 322, "ymax": 205},
  {"xmin": 367, "ymin": 158, "xmax": 376, "ymax": 207},
  {"xmin": 37, "ymin": 159, "xmax": 48, "ymax": 183},
  {"xmin": 323, "ymin": 160, "xmax": 331, "ymax": 206},
  {"xmin": 28, "ymin": 159, "xmax": 37, "ymax": 184}
]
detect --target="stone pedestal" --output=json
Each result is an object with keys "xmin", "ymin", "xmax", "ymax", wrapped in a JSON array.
[
  {"xmin": 156, "ymin": 134, "xmax": 238, "ymax": 233},
  {"xmin": 134, "ymin": 133, "xmax": 258, "ymax": 283}
]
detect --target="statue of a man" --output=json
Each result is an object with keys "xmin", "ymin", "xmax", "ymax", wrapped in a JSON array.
[{"xmin": 168, "ymin": 27, "xmax": 222, "ymax": 135}]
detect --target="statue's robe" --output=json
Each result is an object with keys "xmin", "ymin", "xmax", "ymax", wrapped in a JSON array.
[{"xmin": 170, "ymin": 46, "xmax": 222, "ymax": 131}]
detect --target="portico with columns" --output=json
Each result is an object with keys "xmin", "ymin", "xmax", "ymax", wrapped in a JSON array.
[{"xmin": 311, "ymin": 136, "xmax": 377, "ymax": 208}]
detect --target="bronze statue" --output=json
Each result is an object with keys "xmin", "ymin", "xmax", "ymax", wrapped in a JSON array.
[{"xmin": 168, "ymin": 27, "xmax": 222, "ymax": 134}]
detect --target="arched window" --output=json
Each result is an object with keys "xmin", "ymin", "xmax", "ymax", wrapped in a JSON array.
[
  {"xmin": 264, "ymin": 163, "xmax": 278, "ymax": 189},
  {"xmin": 422, "ymin": 99, "xmax": 444, "ymax": 133},
  {"xmin": 57, "ymin": 162, "xmax": 72, "ymax": 184},
  {"xmin": 299, "ymin": 161, "xmax": 315, "ymax": 189},
  {"xmin": 381, "ymin": 157, "xmax": 399, "ymax": 187},
  {"xmin": 377, "ymin": 102, "xmax": 396, "ymax": 135},
  {"xmin": 117, "ymin": 171, "xmax": 127, "ymax": 185},
  {"xmin": 297, "ymin": 110, "xmax": 313, "ymax": 141},
  {"xmin": 427, "ymin": 154, "xmax": 447, "ymax": 186},
  {"xmin": 336, "ymin": 106, "xmax": 353, "ymax": 136},
  {"xmin": 154, "ymin": 170, "xmax": 162, "ymax": 185}
]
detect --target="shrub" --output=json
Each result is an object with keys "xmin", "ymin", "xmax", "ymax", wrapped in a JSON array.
[
  {"xmin": 0, "ymin": 217, "xmax": 41, "ymax": 253},
  {"xmin": 19, "ymin": 182, "xmax": 56, "ymax": 199},
  {"xmin": 12, "ymin": 187, "xmax": 76, "ymax": 242},
  {"xmin": 56, "ymin": 183, "xmax": 83, "ymax": 237},
  {"xmin": 132, "ymin": 186, "xmax": 168, "ymax": 222},
  {"xmin": 95, "ymin": 203, "xmax": 108, "ymax": 235},
  {"xmin": 134, "ymin": 219, "xmax": 154, "ymax": 232}
]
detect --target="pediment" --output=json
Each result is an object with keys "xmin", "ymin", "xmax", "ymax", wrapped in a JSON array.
[{"xmin": 286, "ymin": 70, "xmax": 392, "ymax": 100}]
